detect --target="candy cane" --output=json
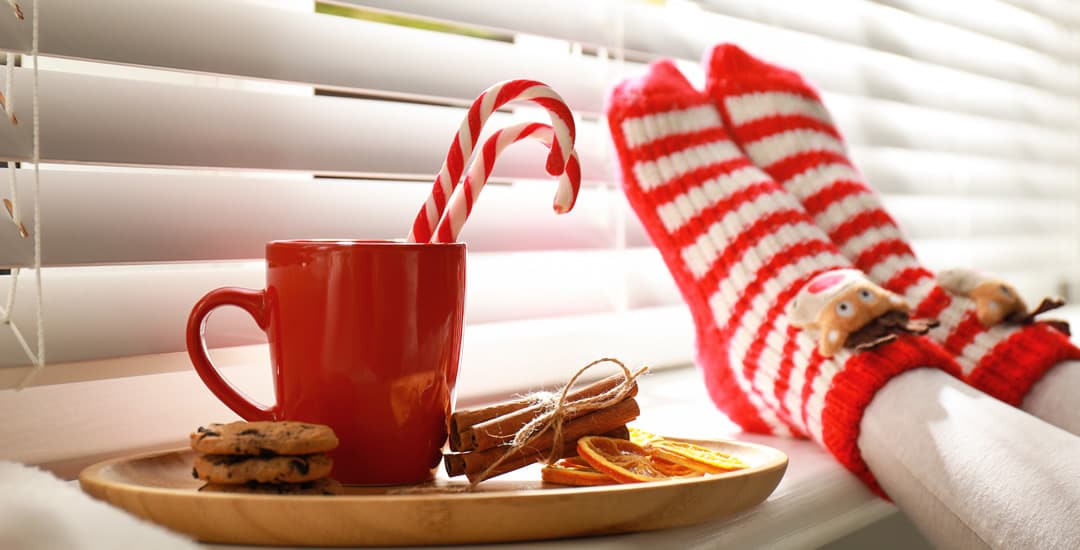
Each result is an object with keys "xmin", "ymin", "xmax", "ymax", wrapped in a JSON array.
[
  {"xmin": 431, "ymin": 122, "xmax": 581, "ymax": 243},
  {"xmin": 407, "ymin": 80, "xmax": 576, "ymax": 243}
]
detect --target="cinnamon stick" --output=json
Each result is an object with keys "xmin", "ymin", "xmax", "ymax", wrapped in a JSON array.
[
  {"xmin": 456, "ymin": 380, "xmax": 638, "ymax": 453},
  {"xmin": 448, "ymin": 374, "xmax": 635, "ymax": 451},
  {"xmin": 443, "ymin": 425, "xmax": 631, "ymax": 480},
  {"xmin": 602, "ymin": 425, "xmax": 630, "ymax": 441},
  {"xmin": 444, "ymin": 439, "xmax": 578, "ymax": 480},
  {"xmin": 444, "ymin": 397, "xmax": 640, "ymax": 481}
]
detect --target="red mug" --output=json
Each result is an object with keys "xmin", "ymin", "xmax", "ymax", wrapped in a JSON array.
[{"xmin": 186, "ymin": 240, "xmax": 466, "ymax": 485}]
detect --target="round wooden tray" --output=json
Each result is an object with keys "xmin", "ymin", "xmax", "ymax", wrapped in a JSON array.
[{"xmin": 79, "ymin": 437, "xmax": 786, "ymax": 547}]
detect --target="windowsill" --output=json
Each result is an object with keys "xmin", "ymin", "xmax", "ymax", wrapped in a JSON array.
[{"xmin": 200, "ymin": 366, "xmax": 896, "ymax": 550}]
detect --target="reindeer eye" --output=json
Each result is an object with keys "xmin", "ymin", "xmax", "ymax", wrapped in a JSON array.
[
  {"xmin": 835, "ymin": 301, "xmax": 855, "ymax": 318},
  {"xmin": 857, "ymin": 289, "xmax": 875, "ymax": 303},
  {"xmin": 999, "ymin": 285, "xmax": 1012, "ymax": 298}
]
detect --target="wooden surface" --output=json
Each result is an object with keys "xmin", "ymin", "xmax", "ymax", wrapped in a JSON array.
[{"xmin": 78, "ymin": 438, "xmax": 786, "ymax": 547}]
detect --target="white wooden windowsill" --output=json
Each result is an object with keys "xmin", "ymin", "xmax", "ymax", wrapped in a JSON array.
[{"xmin": 200, "ymin": 367, "xmax": 896, "ymax": 550}]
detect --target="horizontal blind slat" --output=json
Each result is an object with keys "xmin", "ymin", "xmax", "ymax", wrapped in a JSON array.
[
  {"xmin": 998, "ymin": 0, "xmax": 1080, "ymax": 28},
  {"xmin": 674, "ymin": 52, "xmax": 1080, "ymax": 130},
  {"xmin": 8, "ymin": 161, "xmax": 1066, "ymax": 266},
  {"xmin": 849, "ymin": 147, "xmax": 1080, "ymax": 197},
  {"xmin": 0, "ymin": 68, "xmax": 610, "ymax": 178},
  {"xmin": 0, "ymin": 305, "xmax": 696, "ymax": 394},
  {"xmin": 698, "ymin": 0, "xmax": 1080, "ymax": 66},
  {"xmin": 882, "ymin": 195, "xmax": 1077, "ymax": 239},
  {"xmin": 0, "ymin": 0, "xmax": 619, "ymax": 116},
  {"xmin": 0, "ymin": 249, "xmax": 683, "ymax": 367},
  {"xmin": 873, "ymin": 0, "xmax": 1080, "ymax": 60},
  {"xmin": 4, "ymin": 164, "xmax": 1068, "ymax": 267},
  {"xmin": 5, "ymin": 0, "xmax": 1075, "ymax": 130},
  {"xmin": 0, "ymin": 170, "xmax": 622, "ymax": 266},
  {"xmin": 1, "ymin": 69, "xmax": 1075, "ymax": 179},
  {"xmin": 347, "ymin": 0, "xmax": 1080, "ymax": 96},
  {"xmin": 913, "ymin": 236, "xmax": 1078, "ymax": 272},
  {"xmin": 333, "ymin": 0, "xmax": 621, "ymax": 54},
  {"xmin": 819, "ymin": 92, "xmax": 1077, "ymax": 163}
]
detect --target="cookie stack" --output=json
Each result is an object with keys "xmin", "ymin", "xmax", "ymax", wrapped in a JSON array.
[{"xmin": 190, "ymin": 420, "xmax": 344, "ymax": 495}]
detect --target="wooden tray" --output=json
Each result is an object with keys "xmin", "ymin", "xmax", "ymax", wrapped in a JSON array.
[{"xmin": 79, "ymin": 437, "xmax": 786, "ymax": 547}]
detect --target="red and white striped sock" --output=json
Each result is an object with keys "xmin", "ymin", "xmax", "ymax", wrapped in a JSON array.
[
  {"xmin": 705, "ymin": 43, "xmax": 1080, "ymax": 405},
  {"xmin": 607, "ymin": 59, "xmax": 959, "ymax": 492}
]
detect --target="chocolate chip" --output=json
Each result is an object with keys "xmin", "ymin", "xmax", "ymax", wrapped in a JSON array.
[
  {"xmin": 210, "ymin": 455, "xmax": 248, "ymax": 465},
  {"xmin": 289, "ymin": 458, "xmax": 310, "ymax": 475},
  {"xmin": 192, "ymin": 467, "xmax": 199, "ymax": 479},
  {"xmin": 238, "ymin": 429, "xmax": 260, "ymax": 436}
]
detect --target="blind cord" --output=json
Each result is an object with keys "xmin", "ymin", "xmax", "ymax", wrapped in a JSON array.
[
  {"xmin": 2, "ymin": 52, "xmax": 14, "ymax": 124},
  {"xmin": 4, "ymin": 51, "xmax": 22, "ymax": 236},
  {"xmin": 611, "ymin": 0, "xmax": 628, "ymax": 314},
  {"xmin": 1, "ymin": 55, "xmax": 20, "ymax": 323},
  {"xmin": 30, "ymin": 0, "xmax": 43, "ymax": 377},
  {"xmin": 9, "ymin": 0, "xmax": 43, "ymax": 389}
]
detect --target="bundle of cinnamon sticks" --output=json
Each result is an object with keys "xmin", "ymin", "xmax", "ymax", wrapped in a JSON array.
[{"xmin": 443, "ymin": 373, "xmax": 641, "ymax": 482}]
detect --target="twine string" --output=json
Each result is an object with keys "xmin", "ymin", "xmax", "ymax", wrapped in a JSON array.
[{"xmin": 467, "ymin": 357, "xmax": 648, "ymax": 489}]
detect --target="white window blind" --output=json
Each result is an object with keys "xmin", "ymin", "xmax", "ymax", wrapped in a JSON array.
[{"xmin": 2, "ymin": 0, "xmax": 1078, "ymax": 467}]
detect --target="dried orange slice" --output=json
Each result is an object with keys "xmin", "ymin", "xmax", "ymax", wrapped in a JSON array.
[
  {"xmin": 628, "ymin": 426, "xmax": 664, "ymax": 446},
  {"xmin": 577, "ymin": 436, "xmax": 670, "ymax": 483},
  {"xmin": 644, "ymin": 440, "xmax": 748, "ymax": 474},
  {"xmin": 649, "ymin": 455, "xmax": 703, "ymax": 477},
  {"xmin": 541, "ymin": 457, "xmax": 615, "ymax": 487}
]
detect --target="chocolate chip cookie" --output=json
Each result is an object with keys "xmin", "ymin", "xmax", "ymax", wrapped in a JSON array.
[
  {"xmin": 192, "ymin": 453, "xmax": 333, "ymax": 484},
  {"xmin": 190, "ymin": 421, "xmax": 338, "ymax": 456},
  {"xmin": 198, "ymin": 477, "xmax": 345, "ymax": 495}
]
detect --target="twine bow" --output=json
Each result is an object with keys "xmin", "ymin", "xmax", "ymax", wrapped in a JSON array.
[{"xmin": 468, "ymin": 357, "xmax": 648, "ymax": 489}]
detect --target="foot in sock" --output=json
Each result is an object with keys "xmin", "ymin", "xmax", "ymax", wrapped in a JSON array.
[
  {"xmin": 705, "ymin": 43, "xmax": 1080, "ymax": 406},
  {"xmin": 606, "ymin": 59, "xmax": 959, "ymax": 493}
]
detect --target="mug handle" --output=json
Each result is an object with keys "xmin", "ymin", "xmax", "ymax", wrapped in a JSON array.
[{"xmin": 186, "ymin": 287, "xmax": 275, "ymax": 421}]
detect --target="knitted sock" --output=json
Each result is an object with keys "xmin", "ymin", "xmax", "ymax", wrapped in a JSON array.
[
  {"xmin": 607, "ymin": 59, "xmax": 959, "ymax": 492},
  {"xmin": 705, "ymin": 43, "xmax": 1080, "ymax": 405}
]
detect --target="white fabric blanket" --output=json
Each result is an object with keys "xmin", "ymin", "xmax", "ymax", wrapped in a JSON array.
[
  {"xmin": 0, "ymin": 461, "xmax": 198, "ymax": 550},
  {"xmin": 860, "ymin": 367, "xmax": 1080, "ymax": 550}
]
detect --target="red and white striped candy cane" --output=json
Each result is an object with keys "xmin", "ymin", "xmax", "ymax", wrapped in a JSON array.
[
  {"xmin": 431, "ymin": 122, "xmax": 581, "ymax": 243},
  {"xmin": 407, "ymin": 80, "xmax": 576, "ymax": 243}
]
